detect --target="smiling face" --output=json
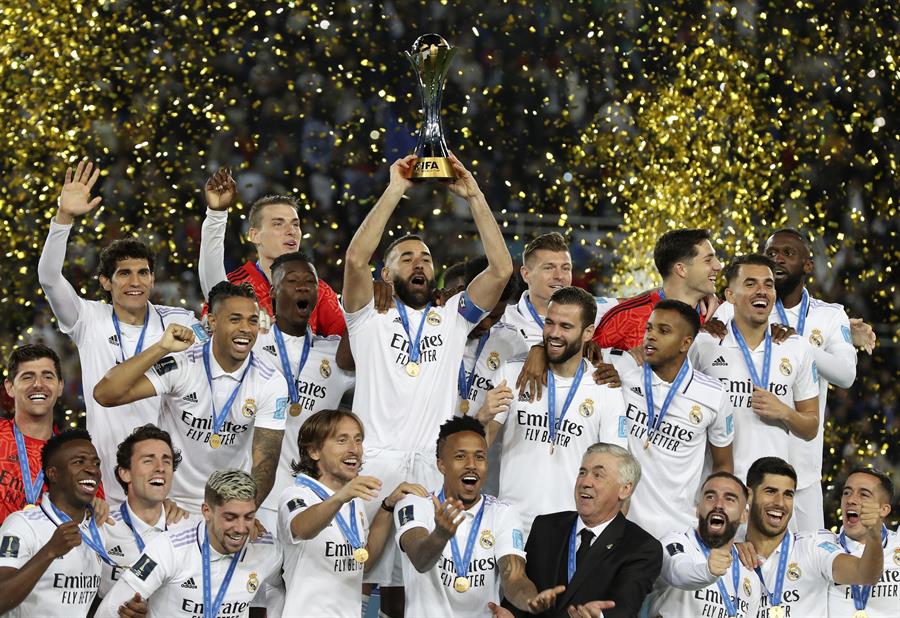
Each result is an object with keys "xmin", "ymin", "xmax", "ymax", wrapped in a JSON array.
[
  {"xmin": 310, "ymin": 416, "xmax": 364, "ymax": 489},
  {"xmin": 202, "ymin": 499, "xmax": 257, "ymax": 555},
  {"xmin": 748, "ymin": 473, "xmax": 795, "ymax": 537},
  {"xmin": 100, "ymin": 258, "xmax": 154, "ymax": 315},
  {"xmin": 764, "ymin": 232, "xmax": 812, "ymax": 297},
  {"xmin": 119, "ymin": 438, "xmax": 175, "ymax": 506},
  {"xmin": 383, "ymin": 239, "xmax": 436, "ymax": 309},
  {"xmin": 47, "ymin": 439, "xmax": 102, "ymax": 507},
  {"xmin": 679, "ymin": 240, "xmax": 722, "ymax": 296},
  {"xmin": 697, "ymin": 476, "xmax": 747, "ymax": 548},
  {"xmin": 543, "ymin": 301, "xmax": 593, "ymax": 365},
  {"xmin": 272, "ymin": 260, "xmax": 319, "ymax": 333},
  {"xmin": 208, "ymin": 296, "xmax": 260, "ymax": 367},
  {"xmin": 840, "ymin": 472, "xmax": 892, "ymax": 542},
  {"xmin": 574, "ymin": 451, "xmax": 632, "ymax": 527},
  {"xmin": 521, "ymin": 249, "xmax": 572, "ymax": 306},
  {"xmin": 437, "ymin": 431, "xmax": 488, "ymax": 508},
  {"xmin": 725, "ymin": 263, "xmax": 776, "ymax": 327},
  {"xmin": 248, "ymin": 203, "xmax": 302, "ymax": 262},
  {"xmin": 4, "ymin": 357, "xmax": 63, "ymax": 420},
  {"xmin": 643, "ymin": 308, "xmax": 693, "ymax": 368}
]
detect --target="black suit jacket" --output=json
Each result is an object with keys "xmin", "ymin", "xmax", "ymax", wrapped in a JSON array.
[{"xmin": 517, "ymin": 511, "xmax": 662, "ymax": 618}]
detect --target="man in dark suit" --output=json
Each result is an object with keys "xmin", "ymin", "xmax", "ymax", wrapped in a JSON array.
[{"xmin": 513, "ymin": 442, "xmax": 662, "ymax": 618}]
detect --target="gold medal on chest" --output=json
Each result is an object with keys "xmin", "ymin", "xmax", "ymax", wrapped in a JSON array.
[
  {"xmin": 209, "ymin": 433, "xmax": 222, "ymax": 449},
  {"xmin": 353, "ymin": 547, "xmax": 369, "ymax": 563},
  {"xmin": 453, "ymin": 576, "xmax": 470, "ymax": 592},
  {"xmin": 405, "ymin": 361, "xmax": 420, "ymax": 377}
]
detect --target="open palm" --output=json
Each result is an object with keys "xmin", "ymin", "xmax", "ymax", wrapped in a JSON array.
[{"xmin": 59, "ymin": 158, "xmax": 102, "ymax": 217}]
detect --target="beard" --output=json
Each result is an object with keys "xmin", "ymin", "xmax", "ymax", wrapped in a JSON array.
[
  {"xmin": 774, "ymin": 269, "xmax": 804, "ymax": 299},
  {"xmin": 749, "ymin": 502, "xmax": 788, "ymax": 537},
  {"xmin": 544, "ymin": 337, "xmax": 583, "ymax": 365},
  {"xmin": 394, "ymin": 276, "xmax": 436, "ymax": 309},
  {"xmin": 697, "ymin": 512, "xmax": 740, "ymax": 548}
]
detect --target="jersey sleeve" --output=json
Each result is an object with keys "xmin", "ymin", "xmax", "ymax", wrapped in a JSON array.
[
  {"xmin": 812, "ymin": 310, "xmax": 857, "ymax": 389},
  {"xmin": 687, "ymin": 334, "xmax": 716, "ymax": 370},
  {"xmin": 117, "ymin": 533, "xmax": 176, "ymax": 600},
  {"xmin": 37, "ymin": 220, "xmax": 88, "ymax": 335},
  {"xmin": 343, "ymin": 297, "xmax": 376, "ymax": 334},
  {"xmin": 254, "ymin": 369, "xmax": 289, "ymax": 431},
  {"xmin": 0, "ymin": 513, "xmax": 37, "ymax": 569},
  {"xmin": 492, "ymin": 502, "xmax": 526, "ymax": 560},
  {"xmin": 453, "ymin": 290, "xmax": 489, "ymax": 327},
  {"xmin": 143, "ymin": 351, "xmax": 191, "ymax": 398},
  {"xmin": 198, "ymin": 208, "xmax": 229, "ymax": 299},
  {"xmin": 276, "ymin": 485, "xmax": 315, "ymax": 545},
  {"xmin": 791, "ymin": 341, "xmax": 820, "ymax": 402},
  {"xmin": 803, "ymin": 533, "xmax": 841, "ymax": 584},
  {"xmin": 598, "ymin": 385, "xmax": 629, "ymax": 448},
  {"xmin": 658, "ymin": 533, "xmax": 716, "ymax": 590},
  {"xmin": 706, "ymin": 388, "xmax": 733, "ymax": 447},
  {"xmin": 310, "ymin": 279, "xmax": 346, "ymax": 337},
  {"xmin": 394, "ymin": 495, "xmax": 432, "ymax": 549},
  {"xmin": 593, "ymin": 297, "xmax": 619, "ymax": 326}
]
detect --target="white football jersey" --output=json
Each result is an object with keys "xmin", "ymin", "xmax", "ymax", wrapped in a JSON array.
[
  {"xmin": 651, "ymin": 527, "xmax": 761, "ymax": 618},
  {"xmin": 610, "ymin": 351, "xmax": 732, "ymax": 539},
  {"xmin": 145, "ymin": 344, "xmax": 288, "ymax": 512},
  {"xmin": 500, "ymin": 291, "xmax": 619, "ymax": 351},
  {"xmin": 689, "ymin": 331, "xmax": 819, "ymax": 484},
  {"xmin": 394, "ymin": 493, "xmax": 526, "ymax": 618},
  {"xmin": 276, "ymin": 476, "xmax": 369, "ymax": 617},
  {"xmin": 455, "ymin": 323, "xmax": 523, "ymax": 416},
  {"xmin": 0, "ymin": 499, "xmax": 103, "ymax": 618},
  {"xmin": 827, "ymin": 527, "xmax": 900, "ymax": 618},
  {"xmin": 493, "ymin": 357, "xmax": 627, "ymax": 539},
  {"xmin": 253, "ymin": 330, "xmax": 354, "ymax": 513}
]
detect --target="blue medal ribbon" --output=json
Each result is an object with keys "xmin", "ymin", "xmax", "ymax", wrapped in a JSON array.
[
  {"xmin": 731, "ymin": 323, "xmax": 772, "ymax": 390},
  {"xmin": 296, "ymin": 476, "xmax": 364, "ymax": 549},
  {"xmin": 202, "ymin": 525, "xmax": 242, "ymax": 618},
  {"xmin": 111, "ymin": 307, "xmax": 163, "ymax": 362},
  {"xmin": 566, "ymin": 520, "xmax": 578, "ymax": 583},
  {"xmin": 657, "ymin": 289, "xmax": 701, "ymax": 314},
  {"xmin": 775, "ymin": 288, "xmax": 809, "ymax": 336},
  {"xmin": 118, "ymin": 502, "xmax": 147, "ymax": 553},
  {"xmin": 272, "ymin": 325, "xmax": 312, "ymax": 404},
  {"xmin": 754, "ymin": 533, "xmax": 791, "ymax": 611},
  {"xmin": 838, "ymin": 525, "xmax": 888, "ymax": 613},
  {"xmin": 394, "ymin": 299, "xmax": 433, "ymax": 365},
  {"xmin": 46, "ymin": 501, "xmax": 117, "ymax": 566},
  {"xmin": 694, "ymin": 531, "xmax": 740, "ymax": 617},
  {"xmin": 642, "ymin": 360, "xmax": 690, "ymax": 446},
  {"xmin": 524, "ymin": 294, "xmax": 545, "ymax": 330},
  {"xmin": 13, "ymin": 424, "xmax": 44, "ymax": 506},
  {"xmin": 202, "ymin": 340, "xmax": 253, "ymax": 439},
  {"xmin": 547, "ymin": 360, "xmax": 586, "ymax": 448},
  {"xmin": 437, "ymin": 490, "xmax": 486, "ymax": 586},
  {"xmin": 457, "ymin": 332, "xmax": 490, "ymax": 402}
]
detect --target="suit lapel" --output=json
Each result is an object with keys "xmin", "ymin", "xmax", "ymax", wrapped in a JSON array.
[{"xmin": 557, "ymin": 513, "xmax": 626, "ymax": 609}]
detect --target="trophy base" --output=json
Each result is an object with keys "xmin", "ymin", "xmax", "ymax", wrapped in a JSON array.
[{"xmin": 411, "ymin": 157, "xmax": 456, "ymax": 180}]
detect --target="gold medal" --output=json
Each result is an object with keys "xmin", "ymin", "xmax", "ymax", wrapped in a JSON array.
[
  {"xmin": 852, "ymin": 610, "xmax": 868, "ymax": 618},
  {"xmin": 769, "ymin": 605, "xmax": 785, "ymax": 618},
  {"xmin": 405, "ymin": 361, "xmax": 420, "ymax": 377},
  {"xmin": 289, "ymin": 402, "xmax": 302, "ymax": 417},
  {"xmin": 209, "ymin": 433, "xmax": 222, "ymax": 449},
  {"xmin": 23, "ymin": 504, "xmax": 36, "ymax": 510},
  {"xmin": 353, "ymin": 547, "xmax": 369, "ymax": 563},
  {"xmin": 643, "ymin": 438, "xmax": 651, "ymax": 450},
  {"xmin": 460, "ymin": 400, "xmax": 470, "ymax": 414},
  {"xmin": 453, "ymin": 576, "xmax": 470, "ymax": 593}
]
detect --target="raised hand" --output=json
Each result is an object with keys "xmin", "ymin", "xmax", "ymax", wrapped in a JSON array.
[
  {"xmin": 46, "ymin": 521, "xmax": 82, "ymax": 558},
  {"xmin": 475, "ymin": 380, "xmax": 514, "ymax": 424},
  {"xmin": 849, "ymin": 318, "xmax": 876, "ymax": 354},
  {"xmin": 528, "ymin": 585, "xmax": 566, "ymax": 613},
  {"xmin": 446, "ymin": 154, "xmax": 482, "ymax": 199},
  {"xmin": 334, "ymin": 475, "xmax": 383, "ymax": 504},
  {"xmin": 158, "ymin": 324, "xmax": 196, "ymax": 354},
  {"xmin": 707, "ymin": 540, "xmax": 734, "ymax": 577},
  {"xmin": 431, "ymin": 494, "xmax": 465, "ymax": 540},
  {"xmin": 859, "ymin": 499, "xmax": 883, "ymax": 538},
  {"xmin": 57, "ymin": 158, "xmax": 102, "ymax": 224},
  {"xmin": 389, "ymin": 155, "xmax": 416, "ymax": 194},
  {"xmin": 373, "ymin": 280, "xmax": 395, "ymax": 313},
  {"xmin": 205, "ymin": 167, "xmax": 237, "ymax": 211}
]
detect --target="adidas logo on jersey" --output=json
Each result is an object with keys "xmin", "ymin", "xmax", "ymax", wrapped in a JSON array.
[
  {"xmin": 262, "ymin": 345, "xmax": 277, "ymax": 356},
  {"xmin": 630, "ymin": 386, "xmax": 642, "ymax": 396},
  {"xmin": 393, "ymin": 317, "xmax": 403, "ymax": 324},
  {"xmin": 181, "ymin": 578, "xmax": 198, "ymax": 589},
  {"xmin": 108, "ymin": 545, "xmax": 124, "ymax": 557},
  {"xmin": 518, "ymin": 392, "xmax": 531, "ymax": 402},
  {"xmin": 108, "ymin": 335, "xmax": 119, "ymax": 346},
  {"xmin": 712, "ymin": 356, "xmax": 728, "ymax": 367},
  {"xmin": 182, "ymin": 392, "xmax": 199, "ymax": 403}
]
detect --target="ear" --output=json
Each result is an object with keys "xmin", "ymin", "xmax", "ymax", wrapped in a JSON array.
[
  {"xmin": 380, "ymin": 265, "xmax": 391, "ymax": 283},
  {"xmin": 207, "ymin": 313, "xmax": 217, "ymax": 333},
  {"xmin": 117, "ymin": 467, "xmax": 132, "ymax": 489},
  {"xmin": 3, "ymin": 379, "xmax": 13, "ymax": 399},
  {"xmin": 201, "ymin": 503, "xmax": 211, "ymax": 522},
  {"xmin": 724, "ymin": 286, "xmax": 735, "ymax": 304},
  {"xmin": 672, "ymin": 261, "xmax": 688, "ymax": 280},
  {"xmin": 436, "ymin": 455, "xmax": 446, "ymax": 476},
  {"xmin": 879, "ymin": 502, "xmax": 892, "ymax": 519},
  {"xmin": 45, "ymin": 465, "xmax": 58, "ymax": 485},
  {"xmin": 99, "ymin": 275, "xmax": 112, "ymax": 292},
  {"xmin": 740, "ymin": 505, "xmax": 749, "ymax": 525},
  {"xmin": 679, "ymin": 335, "xmax": 694, "ymax": 354},
  {"xmin": 519, "ymin": 263, "xmax": 531, "ymax": 283},
  {"xmin": 802, "ymin": 258, "xmax": 813, "ymax": 275},
  {"xmin": 309, "ymin": 446, "xmax": 321, "ymax": 463},
  {"xmin": 248, "ymin": 227, "xmax": 261, "ymax": 247},
  {"xmin": 618, "ymin": 482, "xmax": 634, "ymax": 502},
  {"xmin": 581, "ymin": 323, "xmax": 595, "ymax": 343}
]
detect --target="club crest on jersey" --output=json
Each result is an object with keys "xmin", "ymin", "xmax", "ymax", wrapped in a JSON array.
[
  {"xmin": 808, "ymin": 329, "xmax": 824, "ymax": 347},
  {"xmin": 742, "ymin": 576, "xmax": 752, "ymax": 597},
  {"xmin": 487, "ymin": 351, "xmax": 501, "ymax": 371},
  {"xmin": 893, "ymin": 547, "xmax": 900, "ymax": 566},
  {"xmin": 579, "ymin": 399, "xmax": 594, "ymax": 418},
  {"xmin": 779, "ymin": 358, "xmax": 793, "ymax": 377},
  {"xmin": 689, "ymin": 405, "xmax": 703, "ymax": 425},
  {"xmin": 320, "ymin": 359, "xmax": 332, "ymax": 378},
  {"xmin": 247, "ymin": 571, "xmax": 259, "ymax": 593},
  {"xmin": 787, "ymin": 562, "xmax": 801, "ymax": 580},
  {"xmin": 426, "ymin": 311, "xmax": 441, "ymax": 326},
  {"xmin": 242, "ymin": 399, "xmax": 257, "ymax": 418},
  {"xmin": 479, "ymin": 529, "xmax": 495, "ymax": 549}
]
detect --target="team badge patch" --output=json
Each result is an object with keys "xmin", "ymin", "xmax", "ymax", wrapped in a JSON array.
[
  {"xmin": 398, "ymin": 504, "xmax": 414, "ymax": 527},
  {"xmin": 152, "ymin": 356, "xmax": 178, "ymax": 376},
  {"xmin": 479, "ymin": 529, "xmax": 495, "ymax": 549},
  {"xmin": 247, "ymin": 571, "xmax": 259, "ymax": 593},
  {"xmin": 191, "ymin": 323, "xmax": 210, "ymax": 342},
  {"xmin": 287, "ymin": 498, "xmax": 307, "ymax": 512},
  {"xmin": 512, "ymin": 529, "xmax": 524, "ymax": 550},
  {"xmin": 0, "ymin": 536, "xmax": 19, "ymax": 558},
  {"xmin": 274, "ymin": 397, "xmax": 288, "ymax": 420},
  {"xmin": 579, "ymin": 399, "xmax": 594, "ymax": 418},
  {"xmin": 841, "ymin": 325, "xmax": 851, "ymax": 343},
  {"xmin": 893, "ymin": 547, "xmax": 900, "ymax": 566},
  {"xmin": 487, "ymin": 351, "xmax": 501, "ymax": 371},
  {"xmin": 242, "ymin": 399, "xmax": 257, "ymax": 418},
  {"xmin": 689, "ymin": 405, "xmax": 703, "ymax": 425},
  {"xmin": 131, "ymin": 555, "xmax": 158, "ymax": 580},
  {"xmin": 742, "ymin": 576, "xmax": 752, "ymax": 597},
  {"xmin": 665, "ymin": 542, "xmax": 684, "ymax": 556},
  {"xmin": 320, "ymin": 359, "xmax": 331, "ymax": 378},
  {"xmin": 426, "ymin": 311, "xmax": 441, "ymax": 326},
  {"xmin": 818, "ymin": 541, "xmax": 840, "ymax": 554},
  {"xmin": 809, "ymin": 329, "xmax": 824, "ymax": 347},
  {"xmin": 787, "ymin": 562, "xmax": 801, "ymax": 580},
  {"xmin": 779, "ymin": 358, "xmax": 793, "ymax": 376}
]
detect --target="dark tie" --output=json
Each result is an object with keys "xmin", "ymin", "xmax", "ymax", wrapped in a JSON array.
[{"xmin": 576, "ymin": 529, "xmax": 595, "ymax": 568}]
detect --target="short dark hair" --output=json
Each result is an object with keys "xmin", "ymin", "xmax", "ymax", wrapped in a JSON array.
[
  {"xmin": 652, "ymin": 299, "xmax": 701, "ymax": 337},
  {"xmin": 764, "ymin": 228, "xmax": 811, "ymax": 255},
  {"xmin": 42, "ymin": 429, "xmax": 93, "ymax": 478},
  {"xmin": 441, "ymin": 260, "xmax": 468, "ymax": 289},
  {"xmin": 653, "ymin": 229, "xmax": 711, "ymax": 278},
  {"xmin": 271, "ymin": 252, "xmax": 317, "ymax": 282},
  {"xmin": 208, "ymin": 281, "xmax": 257, "ymax": 314},
  {"xmin": 435, "ymin": 416, "xmax": 486, "ymax": 459},
  {"xmin": 114, "ymin": 424, "xmax": 182, "ymax": 494},
  {"xmin": 702, "ymin": 471, "xmax": 749, "ymax": 500},
  {"xmin": 6, "ymin": 344, "xmax": 62, "ymax": 381},
  {"xmin": 97, "ymin": 239, "xmax": 155, "ymax": 281},
  {"xmin": 291, "ymin": 409, "xmax": 365, "ymax": 479},
  {"xmin": 384, "ymin": 234, "xmax": 426, "ymax": 264},
  {"xmin": 548, "ymin": 286, "xmax": 597, "ymax": 329},
  {"xmin": 522, "ymin": 232, "xmax": 568, "ymax": 265},
  {"xmin": 846, "ymin": 466, "xmax": 894, "ymax": 503},
  {"xmin": 248, "ymin": 194, "xmax": 300, "ymax": 229},
  {"xmin": 746, "ymin": 457, "xmax": 797, "ymax": 490},
  {"xmin": 722, "ymin": 254, "xmax": 777, "ymax": 286},
  {"xmin": 463, "ymin": 256, "xmax": 519, "ymax": 303}
]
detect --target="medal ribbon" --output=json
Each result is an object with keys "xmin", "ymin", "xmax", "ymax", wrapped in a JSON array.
[
  {"xmin": 118, "ymin": 502, "xmax": 147, "ymax": 553},
  {"xmin": 394, "ymin": 299, "xmax": 433, "ymax": 365},
  {"xmin": 524, "ymin": 294, "xmax": 545, "ymax": 330},
  {"xmin": 838, "ymin": 525, "xmax": 888, "ymax": 612},
  {"xmin": 694, "ymin": 531, "xmax": 740, "ymax": 617},
  {"xmin": 202, "ymin": 525, "xmax": 242, "ymax": 618},
  {"xmin": 296, "ymin": 476, "xmax": 363, "ymax": 550},
  {"xmin": 547, "ymin": 360, "xmax": 586, "ymax": 447},
  {"xmin": 202, "ymin": 340, "xmax": 253, "ymax": 439},
  {"xmin": 775, "ymin": 288, "xmax": 809, "ymax": 336},
  {"xmin": 657, "ymin": 289, "xmax": 701, "ymax": 314},
  {"xmin": 457, "ymin": 332, "xmax": 490, "ymax": 401},
  {"xmin": 754, "ymin": 533, "xmax": 791, "ymax": 610},
  {"xmin": 566, "ymin": 520, "xmax": 579, "ymax": 583},
  {"xmin": 47, "ymin": 501, "xmax": 117, "ymax": 566},
  {"xmin": 13, "ymin": 424, "xmax": 44, "ymax": 506},
  {"xmin": 642, "ymin": 360, "xmax": 690, "ymax": 445},
  {"xmin": 438, "ymin": 490, "xmax": 486, "ymax": 584},
  {"xmin": 111, "ymin": 307, "xmax": 159, "ymax": 362},
  {"xmin": 272, "ymin": 325, "xmax": 312, "ymax": 405},
  {"xmin": 731, "ymin": 323, "xmax": 772, "ymax": 390}
]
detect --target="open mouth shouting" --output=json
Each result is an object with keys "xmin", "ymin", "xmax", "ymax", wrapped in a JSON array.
[
  {"xmin": 147, "ymin": 475, "xmax": 167, "ymax": 489},
  {"xmin": 460, "ymin": 473, "xmax": 479, "ymax": 492},
  {"xmin": 232, "ymin": 335, "xmax": 252, "ymax": 355},
  {"xmin": 844, "ymin": 508, "xmax": 860, "ymax": 526},
  {"xmin": 706, "ymin": 510, "xmax": 729, "ymax": 534},
  {"xmin": 341, "ymin": 454, "xmax": 360, "ymax": 474},
  {"xmin": 76, "ymin": 477, "xmax": 99, "ymax": 498},
  {"xmin": 763, "ymin": 507, "xmax": 786, "ymax": 529},
  {"xmin": 409, "ymin": 272, "xmax": 428, "ymax": 289},
  {"xmin": 750, "ymin": 296, "xmax": 770, "ymax": 312}
]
